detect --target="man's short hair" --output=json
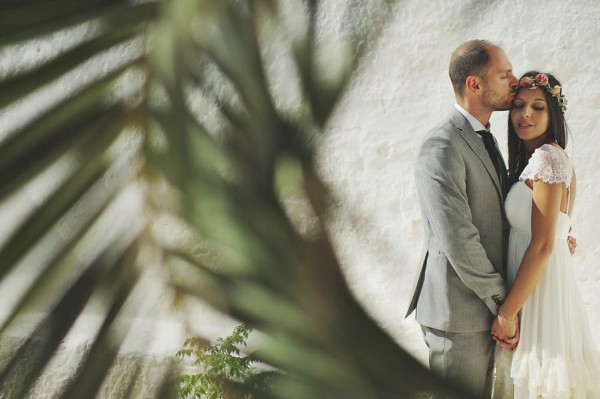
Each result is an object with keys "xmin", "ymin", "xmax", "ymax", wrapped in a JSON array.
[{"xmin": 449, "ymin": 40, "xmax": 495, "ymax": 97}]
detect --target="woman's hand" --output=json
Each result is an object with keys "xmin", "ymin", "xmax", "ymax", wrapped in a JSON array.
[{"xmin": 491, "ymin": 314, "xmax": 519, "ymax": 351}]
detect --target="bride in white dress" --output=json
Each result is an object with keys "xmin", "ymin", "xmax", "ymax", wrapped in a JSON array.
[{"xmin": 491, "ymin": 71, "xmax": 600, "ymax": 398}]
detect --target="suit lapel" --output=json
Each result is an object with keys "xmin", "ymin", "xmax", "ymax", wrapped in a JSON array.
[{"xmin": 449, "ymin": 110, "xmax": 504, "ymax": 199}]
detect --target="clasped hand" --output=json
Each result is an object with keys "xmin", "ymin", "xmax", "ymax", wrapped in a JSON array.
[
  {"xmin": 490, "ymin": 233, "xmax": 573, "ymax": 351},
  {"xmin": 491, "ymin": 314, "xmax": 519, "ymax": 351}
]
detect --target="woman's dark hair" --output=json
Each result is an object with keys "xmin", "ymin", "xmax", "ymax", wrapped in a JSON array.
[{"xmin": 507, "ymin": 70, "xmax": 568, "ymax": 185}]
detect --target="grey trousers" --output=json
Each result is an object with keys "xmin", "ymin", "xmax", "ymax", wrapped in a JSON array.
[{"xmin": 422, "ymin": 326, "xmax": 495, "ymax": 398}]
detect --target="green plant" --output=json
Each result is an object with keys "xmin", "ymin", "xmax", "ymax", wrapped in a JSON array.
[
  {"xmin": 176, "ymin": 324, "xmax": 277, "ymax": 399},
  {"xmin": 0, "ymin": 1, "xmax": 469, "ymax": 397}
]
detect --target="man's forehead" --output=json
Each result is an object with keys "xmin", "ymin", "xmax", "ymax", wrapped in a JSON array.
[{"xmin": 489, "ymin": 47, "xmax": 513, "ymax": 72}]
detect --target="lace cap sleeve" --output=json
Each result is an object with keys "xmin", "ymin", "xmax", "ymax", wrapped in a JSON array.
[{"xmin": 519, "ymin": 144, "xmax": 572, "ymax": 187}]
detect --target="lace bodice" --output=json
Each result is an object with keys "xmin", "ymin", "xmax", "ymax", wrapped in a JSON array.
[{"xmin": 520, "ymin": 144, "xmax": 572, "ymax": 187}]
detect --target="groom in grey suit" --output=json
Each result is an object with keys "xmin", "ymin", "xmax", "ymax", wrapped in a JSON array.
[{"xmin": 406, "ymin": 40, "xmax": 518, "ymax": 397}]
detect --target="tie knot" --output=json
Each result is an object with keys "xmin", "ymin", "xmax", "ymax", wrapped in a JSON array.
[{"xmin": 476, "ymin": 129, "xmax": 491, "ymax": 136}]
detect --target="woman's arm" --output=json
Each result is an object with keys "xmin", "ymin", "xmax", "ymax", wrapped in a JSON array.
[
  {"xmin": 492, "ymin": 181, "xmax": 573, "ymax": 350},
  {"xmin": 492, "ymin": 179, "xmax": 563, "ymax": 339}
]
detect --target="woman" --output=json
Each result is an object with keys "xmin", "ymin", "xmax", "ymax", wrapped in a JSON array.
[{"xmin": 491, "ymin": 71, "xmax": 600, "ymax": 398}]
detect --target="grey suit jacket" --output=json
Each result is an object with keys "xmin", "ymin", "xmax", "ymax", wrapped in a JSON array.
[{"xmin": 406, "ymin": 108, "xmax": 509, "ymax": 332}]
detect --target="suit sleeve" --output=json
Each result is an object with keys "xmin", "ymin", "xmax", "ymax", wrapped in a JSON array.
[{"xmin": 415, "ymin": 132, "xmax": 507, "ymax": 315}]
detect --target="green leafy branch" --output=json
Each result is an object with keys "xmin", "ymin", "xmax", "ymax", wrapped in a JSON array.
[{"xmin": 177, "ymin": 324, "xmax": 278, "ymax": 399}]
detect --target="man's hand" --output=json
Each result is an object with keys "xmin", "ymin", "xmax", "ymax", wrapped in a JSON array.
[
  {"xmin": 568, "ymin": 226, "xmax": 577, "ymax": 255},
  {"xmin": 491, "ymin": 314, "xmax": 519, "ymax": 351},
  {"xmin": 568, "ymin": 235, "xmax": 577, "ymax": 255}
]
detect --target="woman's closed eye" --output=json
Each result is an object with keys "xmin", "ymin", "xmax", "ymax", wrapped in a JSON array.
[{"xmin": 512, "ymin": 102, "xmax": 545, "ymax": 112}]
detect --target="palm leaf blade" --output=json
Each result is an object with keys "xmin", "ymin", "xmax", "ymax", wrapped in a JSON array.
[
  {"xmin": 0, "ymin": 241, "xmax": 131, "ymax": 398},
  {"xmin": 0, "ymin": 28, "xmax": 142, "ymax": 110},
  {"xmin": 0, "ymin": 112, "xmax": 126, "ymax": 274},
  {"xmin": 59, "ymin": 245, "xmax": 143, "ymax": 399},
  {"xmin": 0, "ymin": 0, "xmax": 474, "ymax": 397},
  {"xmin": 0, "ymin": 2, "xmax": 157, "ymax": 47},
  {"xmin": 0, "ymin": 62, "xmax": 138, "ymax": 201}
]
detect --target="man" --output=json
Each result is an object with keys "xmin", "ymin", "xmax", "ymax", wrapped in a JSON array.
[{"xmin": 406, "ymin": 40, "xmax": 518, "ymax": 396}]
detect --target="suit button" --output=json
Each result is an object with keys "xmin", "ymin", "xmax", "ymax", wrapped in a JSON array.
[{"xmin": 503, "ymin": 230, "xmax": 509, "ymax": 237}]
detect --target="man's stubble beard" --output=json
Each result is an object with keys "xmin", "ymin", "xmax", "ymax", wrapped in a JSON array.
[{"xmin": 482, "ymin": 89, "xmax": 513, "ymax": 112}]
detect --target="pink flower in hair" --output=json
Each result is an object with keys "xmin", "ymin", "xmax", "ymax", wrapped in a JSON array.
[
  {"xmin": 535, "ymin": 73, "xmax": 549, "ymax": 86},
  {"xmin": 550, "ymin": 85, "xmax": 561, "ymax": 97},
  {"xmin": 519, "ymin": 76, "xmax": 534, "ymax": 88}
]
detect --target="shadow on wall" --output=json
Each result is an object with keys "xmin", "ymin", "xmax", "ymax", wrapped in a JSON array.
[{"xmin": 0, "ymin": 1, "xmax": 479, "ymax": 398}]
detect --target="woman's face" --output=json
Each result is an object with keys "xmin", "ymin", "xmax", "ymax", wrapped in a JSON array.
[{"xmin": 510, "ymin": 87, "xmax": 550, "ymax": 143}]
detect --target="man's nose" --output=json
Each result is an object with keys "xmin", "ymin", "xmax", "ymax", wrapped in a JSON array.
[{"xmin": 509, "ymin": 75, "xmax": 518, "ymax": 88}]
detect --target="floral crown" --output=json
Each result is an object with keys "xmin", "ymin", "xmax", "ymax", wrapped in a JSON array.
[{"xmin": 518, "ymin": 73, "xmax": 568, "ymax": 112}]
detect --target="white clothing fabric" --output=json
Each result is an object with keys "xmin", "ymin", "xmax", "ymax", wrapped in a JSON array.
[{"xmin": 502, "ymin": 144, "xmax": 600, "ymax": 398}]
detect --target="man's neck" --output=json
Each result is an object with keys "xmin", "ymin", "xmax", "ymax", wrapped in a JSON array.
[{"xmin": 456, "ymin": 97, "xmax": 491, "ymax": 127}]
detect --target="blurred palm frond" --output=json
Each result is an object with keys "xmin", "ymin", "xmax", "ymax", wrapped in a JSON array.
[{"xmin": 0, "ymin": 0, "xmax": 469, "ymax": 397}]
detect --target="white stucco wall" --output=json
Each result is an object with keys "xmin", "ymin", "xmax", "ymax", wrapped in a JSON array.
[
  {"xmin": 1, "ymin": 2, "xmax": 599, "ymax": 387},
  {"xmin": 319, "ymin": 0, "xmax": 600, "ymax": 365}
]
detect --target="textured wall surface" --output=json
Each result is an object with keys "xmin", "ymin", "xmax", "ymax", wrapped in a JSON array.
[
  {"xmin": 1, "ymin": 2, "xmax": 599, "ymax": 390},
  {"xmin": 319, "ymin": 0, "xmax": 600, "ymax": 365}
]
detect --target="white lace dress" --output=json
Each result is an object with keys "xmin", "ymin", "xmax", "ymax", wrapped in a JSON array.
[{"xmin": 502, "ymin": 144, "xmax": 600, "ymax": 398}]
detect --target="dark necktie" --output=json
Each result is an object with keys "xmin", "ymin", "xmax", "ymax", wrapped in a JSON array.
[{"xmin": 476, "ymin": 130, "xmax": 507, "ymax": 196}]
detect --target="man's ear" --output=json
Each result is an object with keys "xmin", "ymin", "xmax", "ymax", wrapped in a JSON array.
[{"xmin": 465, "ymin": 76, "xmax": 481, "ymax": 94}]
